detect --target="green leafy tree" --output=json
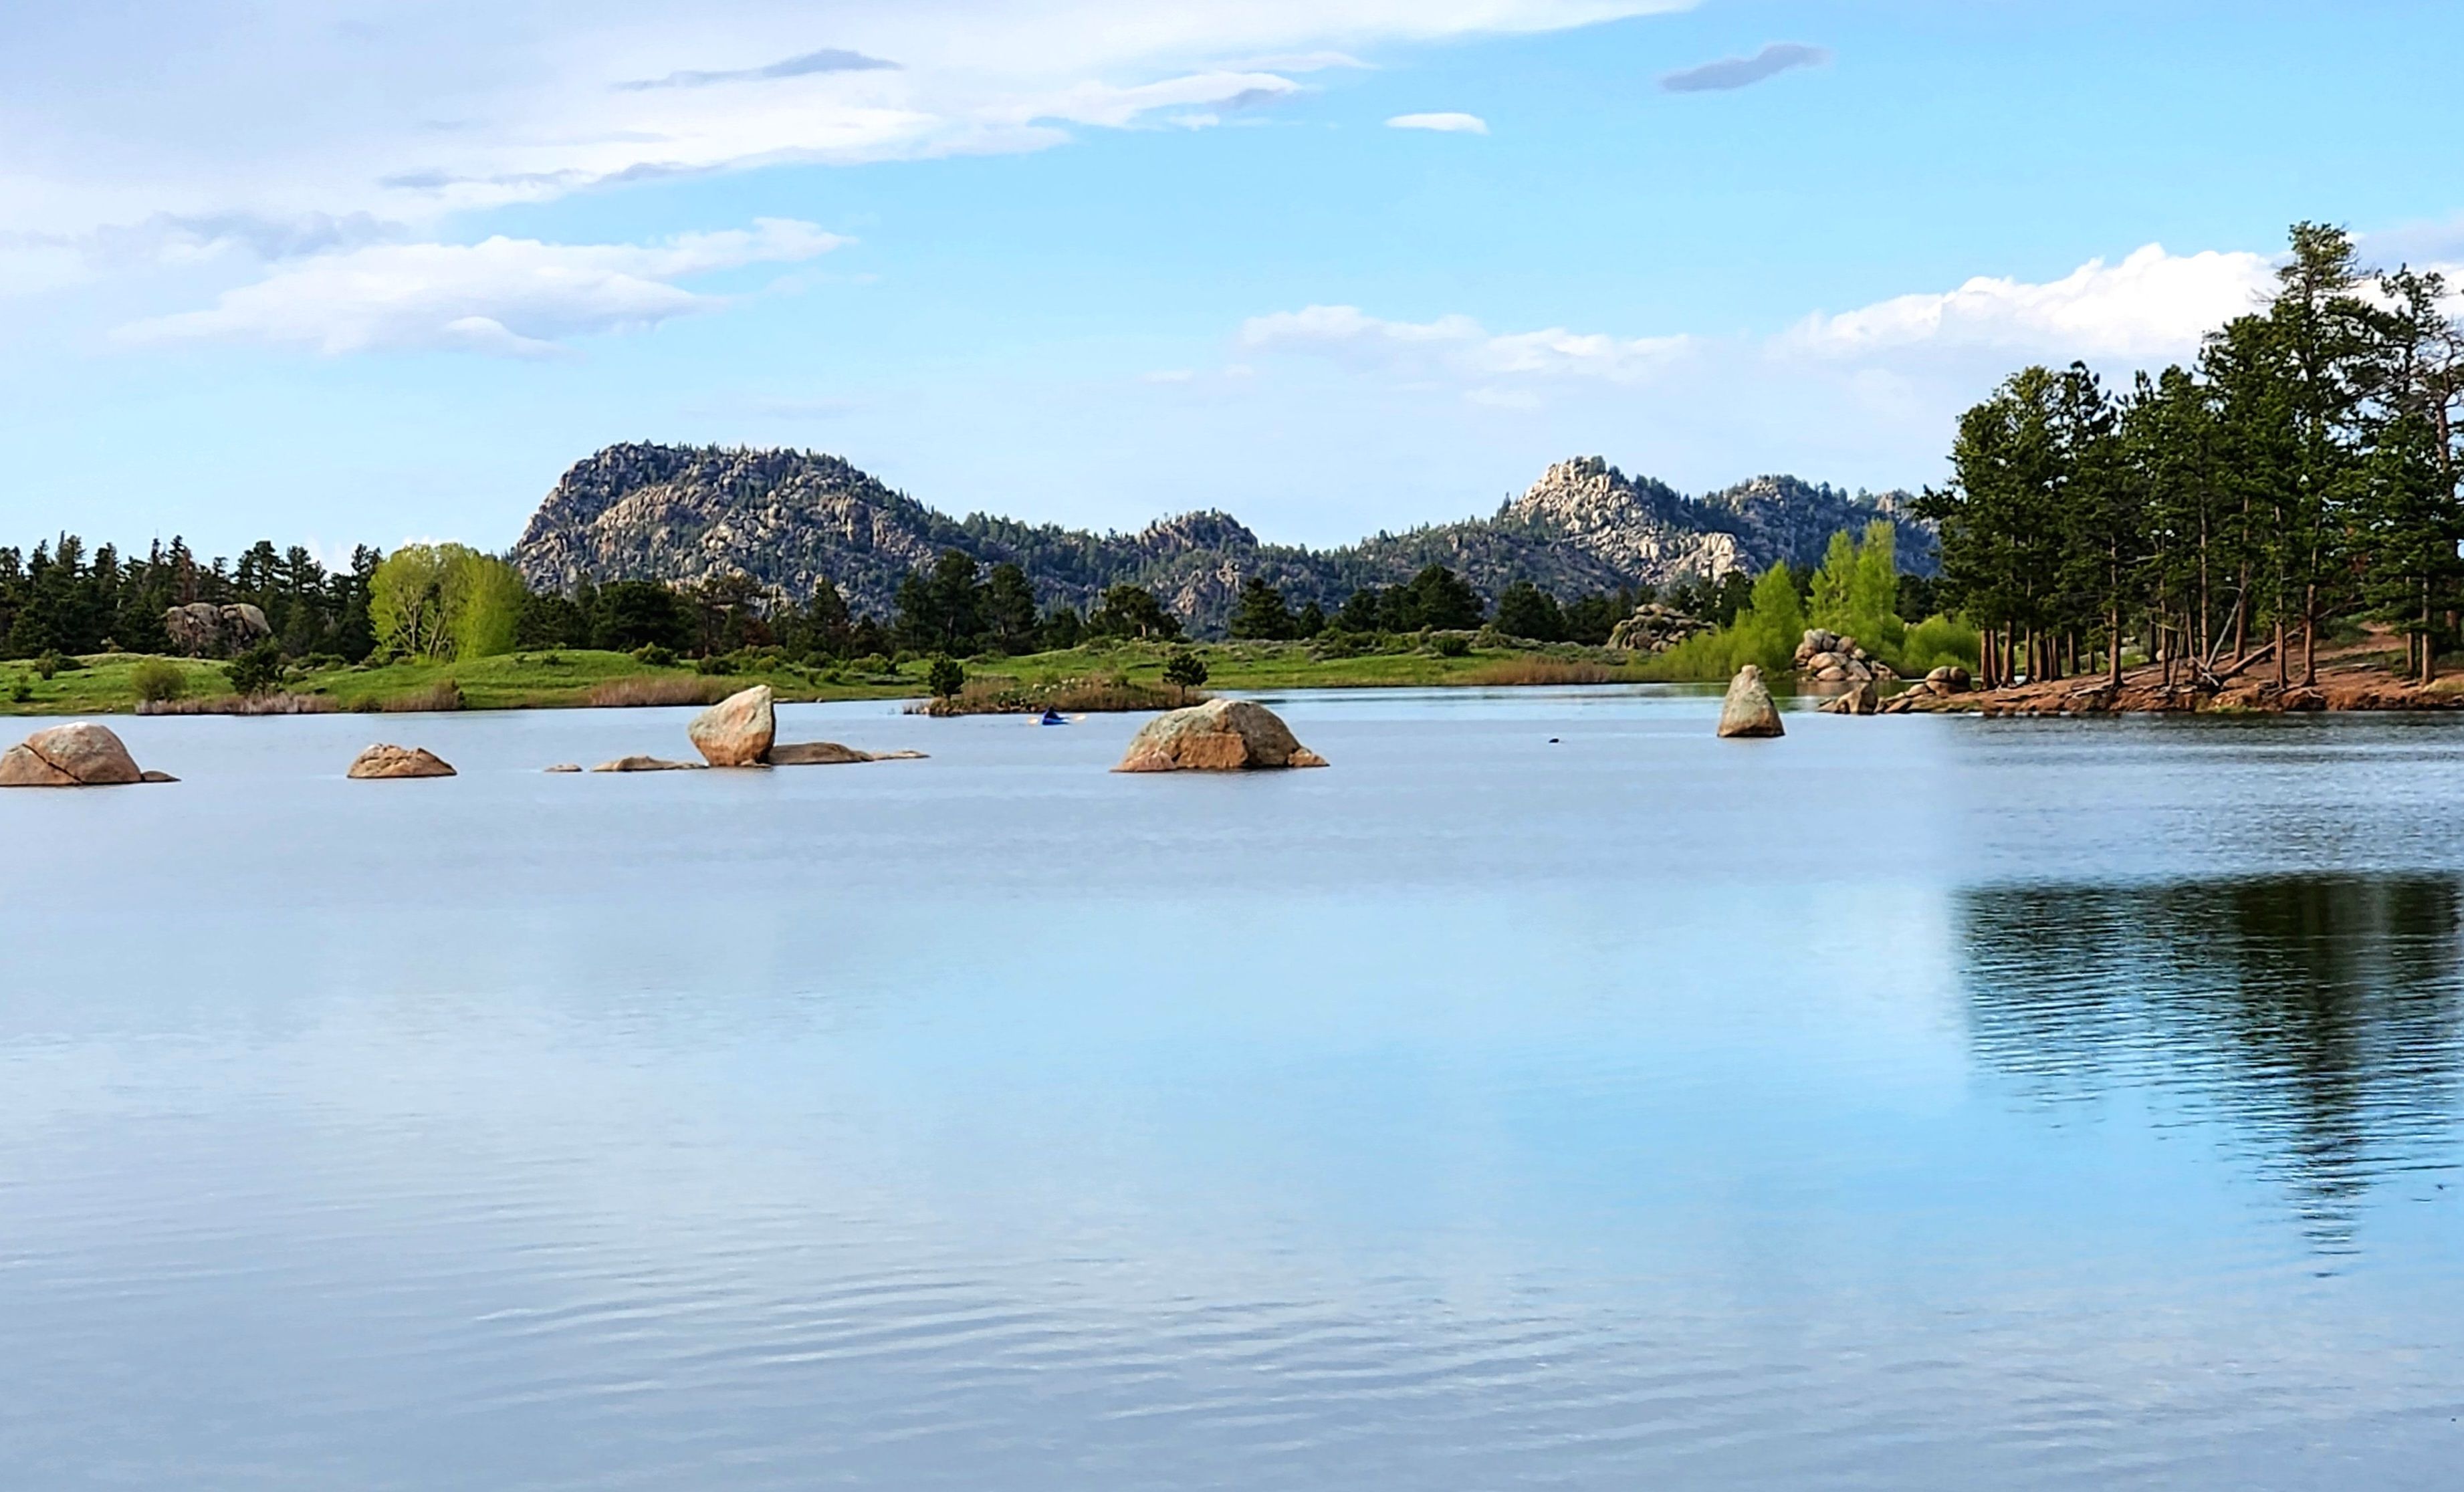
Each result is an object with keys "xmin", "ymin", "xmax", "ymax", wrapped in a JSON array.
[
  {"xmin": 443, "ymin": 549, "xmax": 526, "ymax": 660},
  {"xmin": 368, "ymin": 545, "xmax": 451, "ymax": 658}
]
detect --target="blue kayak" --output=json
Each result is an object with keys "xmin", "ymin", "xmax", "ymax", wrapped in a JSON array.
[{"xmin": 1038, "ymin": 710, "xmax": 1068, "ymax": 726}]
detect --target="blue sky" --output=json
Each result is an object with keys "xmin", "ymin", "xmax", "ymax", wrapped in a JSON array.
[{"xmin": 5, "ymin": 0, "xmax": 2463, "ymax": 560}]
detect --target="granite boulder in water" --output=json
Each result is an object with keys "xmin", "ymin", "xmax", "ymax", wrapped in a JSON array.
[
  {"xmin": 0, "ymin": 722, "xmax": 148, "ymax": 787},
  {"xmin": 1114, "ymin": 699, "xmax": 1327, "ymax": 773},
  {"xmin": 347, "ymin": 744, "xmax": 457, "ymax": 779},
  {"xmin": 1716, "ymin": 666, "xmax": 1785, "ymax": 739},
  {"xmin": 689, "ymin": 685, "xmax": 775, "ymax": 767}
]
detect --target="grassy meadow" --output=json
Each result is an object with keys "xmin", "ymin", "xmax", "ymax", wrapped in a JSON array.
[{"xmin": 0, "ymin": 637, "xmax": 1678, "ymax": 718}]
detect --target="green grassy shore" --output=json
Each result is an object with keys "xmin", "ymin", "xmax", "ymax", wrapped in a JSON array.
[{"xmin": 0, "ymin": 639, "xmax": 1672, "ymax": 718}]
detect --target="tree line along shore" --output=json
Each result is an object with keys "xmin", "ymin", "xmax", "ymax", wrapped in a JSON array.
[{"xmin": 0, "ymin": 511, "xmax": 1978, "ymax": 717}]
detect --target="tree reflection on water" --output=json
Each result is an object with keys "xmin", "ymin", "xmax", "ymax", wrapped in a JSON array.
[{"xmin": 1958, "ymin": 875, "xmax": 2464, "ymax": 1249}]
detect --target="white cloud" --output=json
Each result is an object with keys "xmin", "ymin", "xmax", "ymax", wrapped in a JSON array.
[
  {"xmin": 1787, "ymin": 244, "xmax": 2276, "ymax": 360},
  {"xmin": 1387, "ymin": 112, "xmax": 1490, "ymax": 134},
  {"xmin": 1, "ymin": 1, "xmax": 1696, "ymax": 245},
  {"xmin": 116, "ymin": 219, "xmax": 845, "ymax": 357},
  {"xmin": 1242, "ymin": 304, "xmax": 1688, "ymax": 390},
  {"xmin": 1229, "ymin": 241, "xmax": 2316, "ymax": 489}
]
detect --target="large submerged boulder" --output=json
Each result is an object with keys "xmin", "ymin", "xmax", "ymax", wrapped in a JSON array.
[
  {"xmin": 593, "ymin": 755, "xmax": 704, "ymax": 773},
  {"xmin": 347, "ymin": 744, "xmax": 456, "ymax": 779},
  {"xmin": 1716, "ymin": 665, "xmax": 1785, "ymax": 739},
  {"xmin": 0, "ymin": 722, "xmax": 148, "ymax": 787},
  {"xmin": 769, "ymin": 741, "xmax": 929, "ymax": 766},
  {"xmin": 1115, "ymin": 699, "xmax": 1327, "ymax": 773},
  {"xmin": 688, "ymin": 685, "xmax": 775, "ymax": 767}
]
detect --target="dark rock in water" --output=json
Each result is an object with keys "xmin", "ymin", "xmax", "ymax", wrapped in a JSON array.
[
  {"xmin": 0, "ymin": 723, "xmax": 148, "ymax": 787},
  {"xmin": 1717, "ymin": 666, "xmax": 1785, "ymax": 739},
  {"xmin": 347, "ymin": 744, "xmax": 455, "ymax": 779},
  {"xmin": 1115, "ymin": 700, "xmax": 1327, "ymax": 773},
  {"xmin": 544, "ymin": 763, "xmax": 582, "ymax": 773}
]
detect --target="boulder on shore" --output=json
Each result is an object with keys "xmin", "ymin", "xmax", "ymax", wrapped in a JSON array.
[
  {"xmin": 1114, "ymin": 699, "xmax": 1328, "ymax": 773},
  {"xmin": 1818, "ymin": 680, "xmax": 1880, "ymax": 716},
  {"xmin": 347, "ymin": 744, "xmax": 456, "ymax": 779},
  {"xmin": 0, "ymin": 722, "xmax": 148, "ymax": 787},
  {"xmin": 164, "ymin": 601, "xmax": 275, "ymax": 659},
  {"xmin": 1716, "ymin": 665, "xmax": 1785, "ymax": 739},
  {"xmin": 689, "ymin": 685, "xmax": 776, "ymax": 767}
]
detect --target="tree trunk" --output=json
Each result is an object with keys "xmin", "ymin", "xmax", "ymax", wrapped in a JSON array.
[
  {"xmin": 2274, "ymin": 620, "xmax": 2287, "ymax": 689},
  {"xmin": 2301, "ymin": 584, "xmax": 2318, "ymax": 687}
]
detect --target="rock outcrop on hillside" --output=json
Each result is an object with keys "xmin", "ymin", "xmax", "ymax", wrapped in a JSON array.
[{"xmin": 511, "ymin": 444, "xmax": 1936, "ymax": 634}]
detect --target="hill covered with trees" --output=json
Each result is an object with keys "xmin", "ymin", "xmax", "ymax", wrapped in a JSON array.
[{"xmin": 508, "ymin": 446, "xmax": 1933, "ymax": 634}]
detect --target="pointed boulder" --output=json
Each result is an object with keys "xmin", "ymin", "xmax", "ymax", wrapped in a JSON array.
[
  {"xmin": 1717, "ymin": 665, "xmax": 1785, "ymax": 739},
  {"xmin": 688, "ymin": 685, "xmax": 775, "ymax": 767}
]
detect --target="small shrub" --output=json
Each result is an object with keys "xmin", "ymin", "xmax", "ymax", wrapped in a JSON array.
[
  {"xmin": 32, "ymin": 652, "xmax": 62, "ymax": 680},
  {"xmin": 8, "ymin": 675, "xmax": 31, "ymax": 703},
  {"xmin": 694, "ymin": 654, "xmax": 738, "ymax": 676},
  {"xmin": 224, "ymin": 641, "xmax": 285, "ymax": 697},
  {"xmin": 1162, "ymin": 652, "xmax": 1210, "ymax": 692},
  {"xmin": 130, "ymin": 658, "xmax": 187, "ymax": 704},
  {"xmin": 927, "ymin": 655, "xmax": 966, "ymax": 699},
  {"xmin": 1432, "ymin": 634, "xmax": 1472, "ymax": 658},
  {"xmin": 631, "ymin": 642, "xmax": 676, "ymax": 667}
]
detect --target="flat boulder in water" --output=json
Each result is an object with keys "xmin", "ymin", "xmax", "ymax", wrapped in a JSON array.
[
  {"xmin": 1717, "ymin": 666, "xmax": 1785, "ymax": 739},
  {"xmin": 770, "ymin": 741, "xmax": 928, "ymax": 765},
  {"xmin": 347, "ymin": 744, "xmax": 456, "ymax": 779},
  {"xmin": 0, "ymin": 722, "xmax": 146, "ymax": 787},
  {"xmin": 1115, "ymin": 699, "xmax": 1327, "ymax": 773},
  {"xmin": 688, "ymin": 686, "xmax": 775, "ymax": 767},
  {"xmin": 593, "ymin": 755, "xmax": 703, "ymax": 773}
]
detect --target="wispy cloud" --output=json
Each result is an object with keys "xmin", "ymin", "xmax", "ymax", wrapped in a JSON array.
[
  {"xmin": 1387, "ymin": 112, "xmax": 1489, "ymax": 134},
  {"xmin": 617, "ymin": 48, "xmax": 899, "ymax": 92},
  {"xmin": 1660, "ymin": 42, "xmax": 1830, "ymax": 94},
  {"xmin": 117, "ymin": 219, "xmax": 846, "ymax": 358},
  {"xmin": 1243, "ymin": 305, "xmax": 1686, "ymax": 392}
]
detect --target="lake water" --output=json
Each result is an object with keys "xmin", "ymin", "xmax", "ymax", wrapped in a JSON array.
[{"xmin": 3, "ymin": 688, "xmax": 2461, "ymax": 1489}]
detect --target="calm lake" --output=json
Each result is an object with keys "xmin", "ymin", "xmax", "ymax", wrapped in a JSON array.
[{"xmin": 3, "ymin": 688, "xmax": 2461, "ymax": 1489}]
